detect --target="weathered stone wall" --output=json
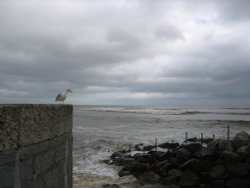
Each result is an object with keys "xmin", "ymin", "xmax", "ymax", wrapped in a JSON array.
[{"xmin": 0, "ymin": 104, "xmax": 73, "ymax": 188}]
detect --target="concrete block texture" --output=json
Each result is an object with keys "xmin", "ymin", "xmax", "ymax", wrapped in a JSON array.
[
  {"xmin": 0, "ymin": 104, "xmax": 72, "ymax": 151},
  {"xmin": 19, "ymin": 105, "xmax": 72, "ymax": 147},
  {"xmin": 0, "ymin": 104, "xmax": 73, "ymax": 188},
  {"xmin": 0, "ymin": 105, "xmax": 20, "ymax": 151}
]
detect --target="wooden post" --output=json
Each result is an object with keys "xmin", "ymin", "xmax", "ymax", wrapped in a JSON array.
[
  {"xmin": 201, "ymin": 132, "xmax": 203, "ymax": 143},
  {"xmin": 155, "ymin": 138, "xmax": 158, "ymax": 151},
  {"xmin": 213, "ymin": 134, "xmax": 215, "ymax": 140},
  {"xmin": 227, "ymin": 126, "xmax": 230, "ymax": 141},
  {"xmin": 185, "ymin": 132, "xmax": 188, "ymax": 142}
]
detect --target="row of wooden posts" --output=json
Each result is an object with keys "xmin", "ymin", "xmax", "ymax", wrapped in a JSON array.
[
  {"xmin": 185, "ymin": 125, "xmax": 231, "ymax": 142},
  {"xmin": 129, "ymin": 126, "xmax": 231, "ymax": 152}
]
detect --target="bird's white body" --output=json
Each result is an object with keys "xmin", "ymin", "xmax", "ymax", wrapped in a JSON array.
[{"xmin": 55, "ymin": 89, "xmax": 72, "ymax": 103}]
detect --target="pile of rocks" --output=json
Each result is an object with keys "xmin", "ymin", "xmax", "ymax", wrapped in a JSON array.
[{"xmin": 105, "ymin": 131, "xmax": 250, "ymax": 188}]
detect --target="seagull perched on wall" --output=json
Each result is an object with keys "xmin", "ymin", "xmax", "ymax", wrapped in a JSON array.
[{"xmin": 55, "ymin": 89, "xmax": 72, "ymax": 103}]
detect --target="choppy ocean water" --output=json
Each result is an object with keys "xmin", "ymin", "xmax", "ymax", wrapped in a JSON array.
[{"xmin": 72, "ymin": 105, "xmax": 250, "ymax": 187}]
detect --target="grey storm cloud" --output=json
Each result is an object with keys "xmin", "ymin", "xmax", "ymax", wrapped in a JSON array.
[
  {"xmin": 155, "ymin": 25, "xmax": 184, "ymax": 41},
  {"xmin": 1, "ymin": 0, "xmax": 250, "ymax": 105}
]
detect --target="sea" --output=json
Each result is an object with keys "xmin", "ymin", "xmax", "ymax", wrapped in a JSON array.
[{"xmin": 72, "ymin": 105, "xmax": 250, "ymax": 188}]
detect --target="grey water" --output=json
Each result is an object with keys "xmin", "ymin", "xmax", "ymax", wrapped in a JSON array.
[{"xmin": 72, "ymin": 105, "xmax": 250, "ymax": 187}]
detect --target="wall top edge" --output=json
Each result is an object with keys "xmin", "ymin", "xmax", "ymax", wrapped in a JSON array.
[{"xmin": 0, "ymin": 104, "xmax": 72, "ymax": 106}]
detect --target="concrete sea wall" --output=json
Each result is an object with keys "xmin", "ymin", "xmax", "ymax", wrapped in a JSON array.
[{"xmin": 0, "ymin": 104, "xmax": 73, "ymax": 188}]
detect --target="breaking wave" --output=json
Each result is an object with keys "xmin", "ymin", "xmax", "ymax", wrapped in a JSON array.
[{"xmin": 82, "ymin": 106, "xmax": 250, "ymax": 116}]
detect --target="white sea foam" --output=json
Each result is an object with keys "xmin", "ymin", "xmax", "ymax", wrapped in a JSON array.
[{"xmin": 79, "ymin": 105, "xmax": 250, "ymax": 116}]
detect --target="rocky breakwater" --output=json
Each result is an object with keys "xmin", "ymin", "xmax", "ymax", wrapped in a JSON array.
[{"xmin": 105, "ymin": 131, "xmax": 250, "ymax": 188}]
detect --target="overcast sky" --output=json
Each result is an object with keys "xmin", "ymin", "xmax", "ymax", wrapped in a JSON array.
[{"xmin": 1, "ymin": 0, "xmax": 250, "ymax": 105}]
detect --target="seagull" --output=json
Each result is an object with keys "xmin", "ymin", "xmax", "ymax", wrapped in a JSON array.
[{"xmin": 55, "ymin": 89, "xmax": 72, "ymax": 103}]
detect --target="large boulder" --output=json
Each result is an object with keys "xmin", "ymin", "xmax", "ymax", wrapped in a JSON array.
[
  {"xmin": 208, "ymin": 139, "xmax": 234, "ymax": 152},
  {"xmin": 168, "ymin": 169, "xmax": 181, "ymax": 177},
  {"xmin": 118, "ymin": 162, "xmax": 138, "ymax": 177},
  {"xmin": 152, "ymin": 159, "xmax": 176, "ymax": 176},
  {"xmin": 194, "ymin": 147, "xmax": 216, "ymax": 159},
  {"xmin": 179, "ymin": 170, "xmax": 199, "ymax": 187},
  {"xmin": 232, "ymin": 131, "xmax": 250, "ymax": 150},
  {"xmin": 137, "ymin": 171, "xmax": 160, "ymax": 185},
  {"xmin": 118, "ymin": 169, "xmax": 131, "ymax": 177},
  {"xmin": 237, "ymin": 145, "xmax": 250, "ymax": 159},
  {"xmin": 162, "ymin": 174, "xmax": 179, "ymax": 185},
  {"xmin": 159, "ymin": 151, "xmax": 174, "ymax": 161},
  {"xmin": 113, "ymin": 156, "xmax": 135, "ymax": 166},
  {"xmin": 208, "ymin": 165, "xmax": 227, "ymax": 179},
  {"xmin": 182, "ymin": 142, "xmax": 202, "ymax": 153},
  {"xmin": 186, "ymin": 137, "xmax": 198, "ymax": 142},
  {"xmin": 133, "ymin": 153, "xmax": 155, "ymax": 163},
  {"xmin": 110, "ymin": 150, "xmax": 127, "ymax": 159},
  {"xmin": 179, "ymin": 158, "xmax": 199, "ymax": 171},
  {"xmin": 220, "ymin": 151, "xmax": 241, "ymax": 164},
  {"xmin": 201, "ymin": 138, "xmax": 214, "ymax": 144},
  {"xmin": 195, "ymin": 160, "xmax": 213, "ymax": 172},
  {"xmin": 149, "ymin": 151, "xmax": 166, "ymax": 161},
  {"xmin": 176, "ymin": 148, "xmax": 192, "ymax": 161},
  {"xmin": 158, "ymin": 142, "xmax": 179, "ymax": 150},
  {"xmin": 130, "ymin": 163, "xmax": 151, "ymax": 176},
  {"xmin": 143, "ymin": 145, "xmax": 156, "ymax": 151}
]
